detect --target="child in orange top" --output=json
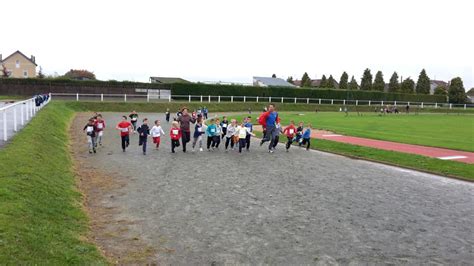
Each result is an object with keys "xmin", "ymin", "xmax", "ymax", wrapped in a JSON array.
[
  {"xmin": 283, "ymin": 120, "xmax": 297, "ymax": 152},
  {"xmin": 170, "ymin": 121, "xmax": 182, "ymax": 153}
]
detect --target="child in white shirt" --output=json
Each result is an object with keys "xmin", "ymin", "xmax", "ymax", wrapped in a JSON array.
[
  {"xmin": 236, "ymin": 120, "xmax": 255, "ymax": 153},
  {"xmin": 150, "ymin": 120, "xmax": 165, "ymax": 150}
]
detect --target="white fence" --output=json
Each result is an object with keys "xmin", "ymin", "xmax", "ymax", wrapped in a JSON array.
[
  {"xmin": 0, "ymin": 94, "xmax": 51, "ymax": 142},
  {"xmin": 49, "ymin": 92, "xmax": 473, "ymax": 109}
]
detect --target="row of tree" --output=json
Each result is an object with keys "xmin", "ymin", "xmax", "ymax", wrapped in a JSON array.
[{"xmin": 285, "ymin": 69, "xmax": 469, "ymax": 103}]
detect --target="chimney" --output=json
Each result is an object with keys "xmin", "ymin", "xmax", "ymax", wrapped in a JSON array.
[
  {"xmin": 31, "ymin": 55, "xmax": 35, "ymax": 63},
  {"xmin": 0, "ymin": 54, "xmax": 2, "ymax": 62}
]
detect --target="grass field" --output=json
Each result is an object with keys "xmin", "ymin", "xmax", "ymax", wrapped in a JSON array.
[
  {"xmin": 0, "ymin": 102, "xmax": 106, "ymax": 264},
  {"xmin": 271, "ymin": 112, "xmax": 474, "ymax": 152}
]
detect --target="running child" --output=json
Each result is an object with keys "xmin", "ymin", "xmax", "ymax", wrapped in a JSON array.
[
  {"xmin": 300, "ymin": 124, "xmax": 312, "ymax": 151},
  {"xmin": 192, "ymin": 116, "xmax": 205, "ymax": 152},
  {"xmin": 224, "ymin": 119, "xmax": 237, "ymax": 151},
  {"xmin": 170, "ymin": 121, "xmax": 182, "ymax": 153},
  {"xmin": 283, "ymin": 120, "xmax": 297, "ymax": 151},
  {"xmin": 150, "ymin": 120, "xmax": 165, "ymax": 150},
  {"xmin": 129, "ymin": 111, "xmax": 139, "ymax": 131},
  {"xmin": 137, "ymin": 118, "xmax": 150, "ymax": 155},
  {"xmin": 221, "ymin": 116, "xmax": 229, "ymax": 140},
  {"xmin": 116, "ymin": 116, "xmax": 133, "ymax": 152},
  {"xmin": 206, "ymin": 118, "xmax": 217, "ymax": 151},
  {"xmin": 244, "ymin": 116, "xmax": 253, "ymax": 151},
  {"xmin": 213, "ymin": 118, "xmax": 222, "ymax": 149},
  {"xmin": 236, "ymin": 120, "xmax": 256, "ymax": 153},
  {"xmin": 83, "ymin": 118, "xmax": 97, "ymax": 154},
  {"xmin": 272, "ymin": 122, "xmax": 284, "ymax": 149},
  {"xmin": 295, "ymin": 122, "xmax": 304, "ymax": 143},
  {"xmin": 165, "ymin": 108, "xmax": 170, "ymax": 123},
  {"xmin": 94, "ymin": 114, "xmax": 106, "ymax": 146}
]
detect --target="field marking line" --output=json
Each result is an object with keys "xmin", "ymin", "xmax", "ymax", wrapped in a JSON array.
[
  {"xmin": 321, "ymin": 134, "xmax": 343, "ymax": 137},
  {"xmin": 437, "ymin": 155, "xmax": 468, "ymax": 160}
]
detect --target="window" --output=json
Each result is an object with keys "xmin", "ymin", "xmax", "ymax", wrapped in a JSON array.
[
  {"xmin": 16, "ymin": 60, "xmax": 20, "ymax": 68},
  {"xmin": 23, "ymin": 70, "xmax": 28, "ymax": 78}
]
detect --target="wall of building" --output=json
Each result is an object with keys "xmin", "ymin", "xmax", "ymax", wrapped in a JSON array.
[{"xmin": 1, "ymin": 53, "xmax": 36, "ymax": 78}]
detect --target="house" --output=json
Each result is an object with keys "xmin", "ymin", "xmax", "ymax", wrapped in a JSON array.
[
  {"xmin": 0, "ymin": 50, "xmax": 37, "ymax": 78},
  {"xmin": 253, "ymin": 76, "xmax": 295, "ymax": 87},
  {"xmin": 149, "ymin": 77, "xmax": 190, "ymax": 84},
  {"xmin": 467, "ymin": 88, "xmax": 474, "ymax": 103},
  {"xmin": 430, "ymin": 80, "xmax": 449, "ymax": 95},
  {"xmin": 64, "ymin": 69, "xmax": 96, "ymax": 80},
  {"xmin": 293, "ymin": 79, "xmax": 339, "ymax": 88}
]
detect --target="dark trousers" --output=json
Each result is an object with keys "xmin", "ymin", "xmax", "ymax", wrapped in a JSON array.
[
  {"xmin": 238, "ymin": 138, "xmax": 246, "ymax": 153},
  {"xmin": 121, "ymin": 135, "xmax": 130, "ymax": 150},
  {"xmin": 286, "ymin": 136, "xmax": 294, "ymax": 149},
  {"xmin": 131, "ymin": 121, "xmax": 137, "ymax": 131},
  {"xmin": 139, "ymin": 136, "xmax": 147, "ymax": 153},
  {"xmin": 221, "ymin": 128, "xmax": 227, "ymax": 139},
  {"xmin": 166, "ymin": 114, "xmax": 170, "ymax": 122},
  {"xmin": 171, "ymin": 139, "xmax": 180, "ymax": 152},
  {"xmin": 207, "ymin": 136, "xmax": 213, "ymax": 149},
  {"xmin": 273, "ymin": 135, "xmax": 280, "ymax": 148},
  {"xmin": 212, "ymin": 135, "xmax": 220, "ymax": 148},
  {"xmin": 301, "ymin": 138, "xmax": 311, "ymax": 150},
  {"xmin": 262, "ymin": 125, "xmax": 277, "ymax": 150},
  {"xmin": 182, "ymin": 131, "xmax": 191, "ymax": 152},
  {"xmin": 245, "ymin": 135, "xmax": 251, "ymax": 150},
  {"xmin": 225, "ymin": 136, "xmax": 235, "ymax": 149}
]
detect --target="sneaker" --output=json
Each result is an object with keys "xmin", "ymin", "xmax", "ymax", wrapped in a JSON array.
[
  {"xmin": 143, "ymin": 152, "xmax": 146, "ymax": 155},
  {"xmin": 269, "ymin": 150, "xmax": 274, "ymax": 153},
  {"xmin": 123, "ymin": 149, "xmax": 126, "ymax": 152},
  {"xmin": 99, "ymin": 142, "xmax": 102, "ymax": 146},
  {"xmin": 260, "ymin": 140, "xmax": 264, "ymax": 146},
  {"xmin": 89, "ymin": 150, "xmax": 93, "ymax": 154},
  {"xmin": 286, "ymin": 149, "xmax": 289, "ymax": 152},
  {"xmin": 199, "ymin": 148, "xmax": 203, "ymax": 152},
  {"xmin": 93, "ymin": 148, "xmax": 96, "ymax": 153},
  {"xmin": 192, "ymin": 149, "xmax": 195, "ymax": 152}
]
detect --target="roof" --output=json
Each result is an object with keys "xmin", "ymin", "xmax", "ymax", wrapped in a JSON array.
[
  {"xmin": 467, "ymin": 88, "xmax": 474, "ymax": 96},
  {"xmin": 149, "ymin": 77, "xmax": 190, "ymax": 84},
  {"xmin": 293, "ymin": 79, "xmax": 339, "ymax": 88},
  {"xmin": 430, "ymin": 80, "xmax": 448, "ymax": 87},
  {"xmin": 1, "ymin": 50, "xmax": 37, "ymax": 66},
  {"xmin": 253, "ymin": 76, "xmax": 295, "ymax": 87}
]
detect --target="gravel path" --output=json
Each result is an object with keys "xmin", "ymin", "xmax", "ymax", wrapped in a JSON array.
[{"xmin": 74, "ymin": 112, "xmax": 474, "ymax": 265}]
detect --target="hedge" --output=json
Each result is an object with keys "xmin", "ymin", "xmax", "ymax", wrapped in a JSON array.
[{"xmin": 0, "ymin": 78, "xmax": 446, "ymax": 103}]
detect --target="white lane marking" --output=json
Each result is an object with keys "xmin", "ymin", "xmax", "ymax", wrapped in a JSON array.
[
  {"xmin": 437, "ymin": 155, "xmax": 468, "ymax": 160},
  {"xmin": 322, "ymin": 134, "xmax": 342, "ymax": 137}
]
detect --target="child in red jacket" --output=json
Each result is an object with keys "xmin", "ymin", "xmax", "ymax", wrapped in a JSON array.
[
  {"xmin": 283, "ymin": 120, "xmax": 297, "ymax": 151},
  {"xmin": 170, "ymin": 121, "xmax": 182, "ymax": 153}
]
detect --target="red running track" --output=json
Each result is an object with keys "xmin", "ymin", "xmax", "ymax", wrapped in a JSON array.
[{"xmin": 254, "ymin": 126, "xmax": 474, "ymax": 164}]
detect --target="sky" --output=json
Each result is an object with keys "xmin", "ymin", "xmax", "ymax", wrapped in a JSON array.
[{"xmin": 2, "ymin": 0, "xmax": 473, "ymax": 88}]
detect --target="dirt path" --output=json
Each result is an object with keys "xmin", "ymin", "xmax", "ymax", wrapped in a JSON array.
[{"xmin": 72, "ymin": 112, "xmax": 474, "ymax": 265}]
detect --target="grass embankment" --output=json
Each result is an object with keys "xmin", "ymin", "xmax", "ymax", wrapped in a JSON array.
[
  {"xmin": 0, "ymin": 102, "xmax": 106, "ymax": 264},
  {"xmin": 63, "ymin": 101, "xmax": 474, "ymax": 114},
  {"xmin": 276, "ymin": 112, "xmax": 474, "ymax": 152},
  {"xmin": 0, "ymin": 95, "xmax": 26, "ymax": 100}
]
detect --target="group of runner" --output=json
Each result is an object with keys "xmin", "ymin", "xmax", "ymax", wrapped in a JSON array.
[{"xmin": 83, "ymin": 104, "xmax": 313, "ymax": 155}]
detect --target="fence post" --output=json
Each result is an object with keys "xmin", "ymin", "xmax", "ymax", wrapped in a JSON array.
[
  {"xmin": 101, "ymin": 93, "xmax": 104, "ymax": 102},
  {"xmin": 421, "ymin": 102, "xmax": 424, "ymax": 108},
  {"xmin": 244, "ymin": 96, "xmax": 246, "ymax": 103},
  {"xmin": 76, "ymin": 93, "xmax": 79, "ymax": 101},
  {"xmin": 464, "ymin": 104, "xmax": 467, "ymax": 110},
  {"xmin": 281, "ymin": 97, "xmax": 284, "ymax": 103},
  {"xmin": 368, "ymin": 100, "xmax": 371, "ymax": 106},
  {"xmin": 169, "ymin": 95, "xmax": 171, "ymax": 102},
  {"xmin": 356, "ymin": 100, "xmax": 358, "ymax": 106},
  {"xmin": 256, "ymin": 96, "xmax": 259, "ymax": 103},
  {"xmin": 2, "ymin": 111, "xmax": 6, "ymax": 141},
  {"xmin": 124, "ymin": 94, "xmax": 127, "ymax": 102},
  {"xmin": 408, "ymin": 102, "xmax": 410, "ymax": 106},
  {"xmin": 13, "ymin": 107, "xmax": 17, "ymax": 132},
  {"xmin": 208, "ymin": 95, "xmax": 211, "ymax": 103},
  {"xmin": 435, "ymin": 102, "xmax": 438, "ymax": 108},
  {"xmin": 294, "ymin": 97, "xmax": 297, "ymax": 104},
  {"xmin": 394, "ymin": 101, "xmax": 397, "ymax": 106},
  {"xmin": 188, "ymin": 95, "xmax": 191, "ymax": 102},
  {"xmin": 449, "ymin": 103, "xmax": 452, "ymax": 109},
  {"xmin": 31, "ymin": 99, "xmax": 34, "ymax": 117},
  {"xmin": 200, "ymin": 95, "xmax": 203, "ymax": 102},
  {"xmin": 231, "ymin": 96, "xmax": 233, "ymax": 103},
  {"xmin": 381, "ymin": 101, "xmax": 384, "ymax": 106},
  {"xmin": 147, "ymin": 93, "xmax": 150, "ymax": 102},
  {"xmin": 331, "ymin": 99, "xmax": 334, "ymax": 105},
  {"xmin": 269, "ymin": 97, "xmax": 272, "ymax": 102},
  {"xmin": 218, "ymin": 96, "xmax": 221, "ymax": 103},
  {"xmin": 20, "ymin": 103, "xmax": 24, "ymax": 125},
  {"xmin": 307, "ymin": 98, "xmax": 309, "ymax": 104},
  {"xmin": 343, "ymin": 99, "xmax": 346, "ymax": 105},
  {"xmin": 319, "ymin": 99, "xmax": 321, "ymax": 104}
]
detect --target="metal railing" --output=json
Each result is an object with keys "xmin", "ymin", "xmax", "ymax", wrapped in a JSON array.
[
  {"xmin": 1, "ymin": 94, "xmax": 51, "ymax": 142},
  {"xmin": 49, "ymin": 92, "xmax": 473, "ymax": 109}
]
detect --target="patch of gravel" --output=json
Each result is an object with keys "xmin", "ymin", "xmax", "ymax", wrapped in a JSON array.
[{"xmin": 74, "ymin": 112, "xmax": 474, "ymax": 265}]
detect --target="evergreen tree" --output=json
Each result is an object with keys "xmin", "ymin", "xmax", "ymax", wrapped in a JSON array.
[
  {"xmin": 448, "ymin": 77, "xmax": 467, "ymax": 103},
  {"xmin": 37, "ymin": 66, "xmax": 45, "ymax": 79},
  {"xmin": 433, "ymin": 85, "xmax": 447, "ymax": 96},
  {"xmin": 348, "ymin": 76, "xmax": 359, "ymax": 90},
  {"xmin": 339, "ymin": 71, "xmax": 349, "ymax": 90},
  {"xmin": 272, "ymin": 74, "xmax": 277, "ymax": 78},
  {"xmin": 400, "ymin": 78, "xmax": 415, "ymax": 93},
  {"xmin": 286, "ymin": 76, "xmax": 294, "ymax": 84},
  {"xmin": 388, "ymin": 72, "xmax": 400, "ymax": 93},
  {"xmin": 327, "ymin": 75, "xmax": 336, "ymax": 89},
  {"xmin": 301, "ymin": 72, "xmax": 311, "ymax": 87},
  {"xmin": 416, "ymin": 69, "xmax": 431, "ymax": 94},
  {"xmin": 360, "ymin": 68, "xmax": 373, "ymax": 90},
  {"xmin": 320, "ymin": 75, "xmax": 328, "ymax": 88},
  {"xmin": 373, "ymin": 71, "xmax": 385, "ymax": 91}
]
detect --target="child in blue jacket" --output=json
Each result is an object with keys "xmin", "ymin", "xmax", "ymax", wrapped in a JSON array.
[
  {"xmin": 299, "ymin": 124, "xmax": 312, "ymax": 150},
  {"xmin": 206, "ymin": 119, "xmax": 217, "ymax": 151}
]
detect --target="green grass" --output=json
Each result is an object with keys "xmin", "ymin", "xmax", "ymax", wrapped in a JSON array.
[
  {"xmin": 255, "ymin": 131, "xmax": 474, "ymax": 181},
  {"xmin": 272, "ymin": 112, "xmax": 474, "ymax": 152},
  {"xmin": 0, "ymin": 95, "xmax": 26, "ymax": 100},
  {"xmin": 0, "ymin": 102, "xmax": 106, "ymax": 264}
]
